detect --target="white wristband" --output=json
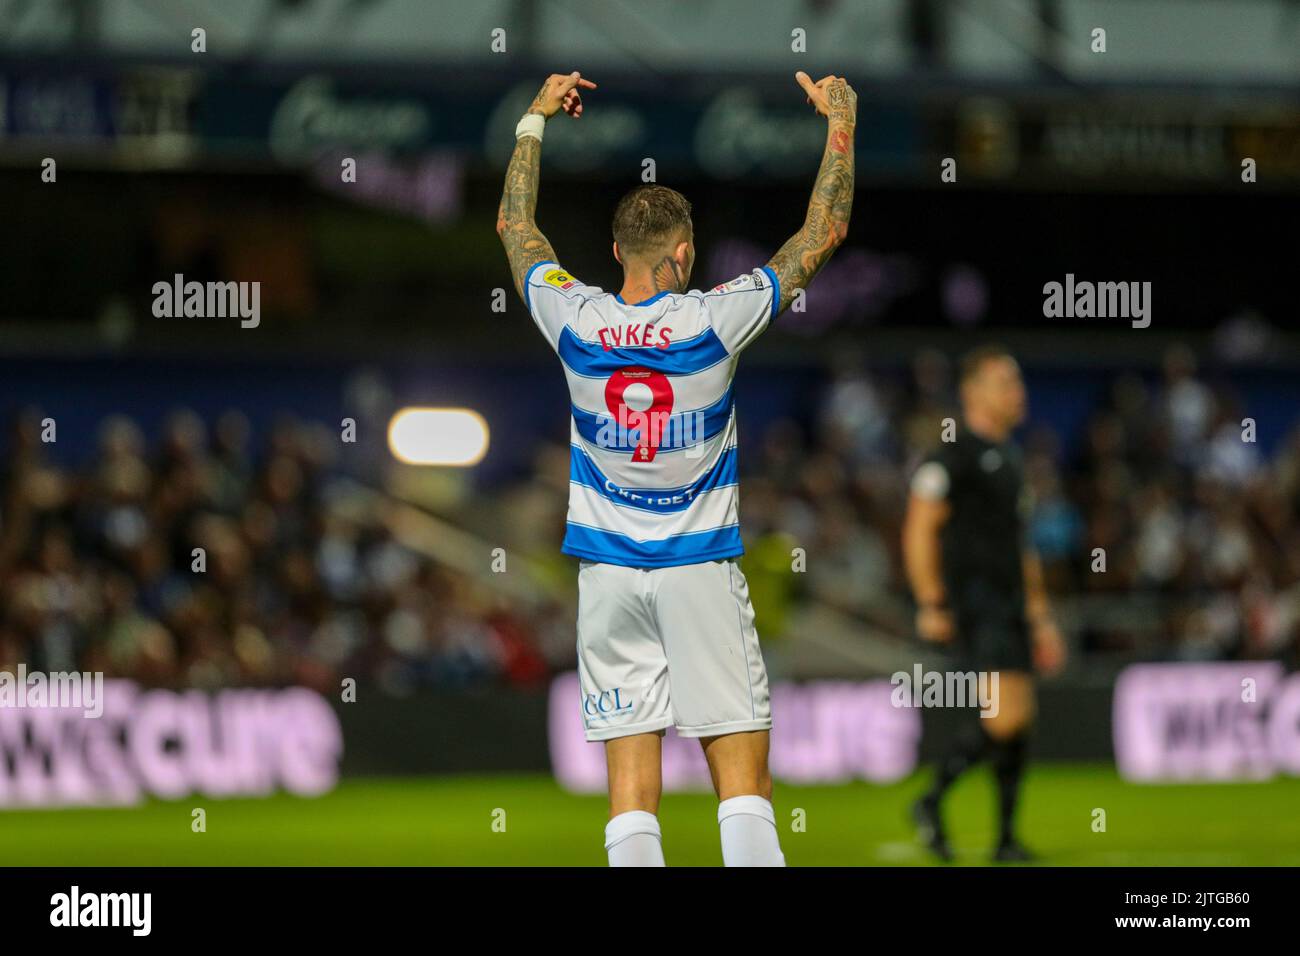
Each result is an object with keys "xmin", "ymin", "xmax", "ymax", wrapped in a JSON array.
[{"xmin": 515, "ymin": 113, "xmax": 545, "ymax": 142}]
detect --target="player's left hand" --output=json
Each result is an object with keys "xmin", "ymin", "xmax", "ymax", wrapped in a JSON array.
[
  {"xmin": 528, "ymin": 71, "xmax": 597, "ymax": 120},
  {"xmin": 1031, "ymin": 618, "xmax": 1066, "ymax": 676},
  {"xmin": 794, "ymin": 72, "xmax": 857, "ymax": 125}
]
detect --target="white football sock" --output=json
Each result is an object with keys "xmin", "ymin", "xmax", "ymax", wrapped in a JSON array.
[
  {"xmin": 604, "ymin": 810, "xmax": 666, "ymax": 867},
  {"xmin": 718, "ymin": 795, "xmax": 785, "ymax": 867}
]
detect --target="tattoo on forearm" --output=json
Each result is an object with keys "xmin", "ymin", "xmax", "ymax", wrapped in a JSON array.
[
  {"xmin": 497, "ymin": 134, "xmax": 558, "ymax": 298},
  {"xmin": 767, "ymin": 117, "xmax": 855, "ymax": 314},
  {"xmin": 527, "ymin": 86, "xmax": 548, "ymax": 116},
  {"xmin": 828, "ymin": 83, "xmax": 853, "ymax": 125}
]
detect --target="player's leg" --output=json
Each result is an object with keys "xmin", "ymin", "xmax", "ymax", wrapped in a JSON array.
[
  {"xmin": 606, "ymin": 731, "xmax": 666, "ymax": 814},
  {"xmin": 701, "ymin": 729, "xmax": 773, "ymax": 800},
  {"xmin": 603, "ymin": 731, "xmax": 667, "ymax": 866},
  {"xmin": 913, "ymin": 707, "xmax": 988, "ymax": 862},
  {"xmin": 982, "ymin": 668, "xmax": 1036, "ymax": 861},
  {"xmin": 576, "ymin": 561, "xmax": 674, "ymax": 866},
  {"xmin": 914, "ymin": 609, "xmax": 1029, "ymax": 861},
  {"xmin": 651, "ymin": 559, "xmax": 783, "ymax": 867},
  {"xmin": 699, "ymin": 729, "xmax": 783, "ymax": 866},
  {"xmin": 913, "ymin": 610, "xmax": 994, "ymax": 861}
]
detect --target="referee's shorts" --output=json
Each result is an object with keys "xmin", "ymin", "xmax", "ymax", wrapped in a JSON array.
[{"xmin": 953, "ymin": 581, "xmax": 1033, "ymax": 672}]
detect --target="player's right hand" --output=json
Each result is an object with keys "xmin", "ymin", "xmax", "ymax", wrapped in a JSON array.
[
  {"xmin": 528, "ymin": 71, "xmax": 598, "ymax": 120},
  {"xmin": 916, "ymin": 605, "xmax": 954, "ymax": 644},
  {"xmin": 795, "ymin": 72, "xmax": 857, "ymax": 125}
]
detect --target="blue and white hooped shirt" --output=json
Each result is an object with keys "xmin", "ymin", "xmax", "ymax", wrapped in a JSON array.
[{"xmin": 524, "ymin": 260, "xmax": 779, "ymax": 569}]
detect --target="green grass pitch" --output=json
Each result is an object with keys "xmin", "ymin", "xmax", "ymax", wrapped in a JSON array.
[{"xmin": 3, "ymin": 764, "xmax": 1298, "ymax": 866}]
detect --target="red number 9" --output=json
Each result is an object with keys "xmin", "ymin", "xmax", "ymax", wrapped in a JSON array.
[{"xmin": 604, "ymin": 366, "xmax": 674, "ymax": 462}]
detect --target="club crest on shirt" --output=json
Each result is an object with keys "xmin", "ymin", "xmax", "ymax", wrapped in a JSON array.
[
  {"xmin": 980, "ymin": 449, "xmax": 1003, "ymax": 473},
  {"xmin": 712, "ymin": 274, "xmax": 755, "ymax": 293}
]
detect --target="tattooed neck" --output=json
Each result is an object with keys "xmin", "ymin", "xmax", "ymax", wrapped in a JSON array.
[
  {"xmin": 622, "ymin": 255, "xmax": 685, "ymax": 302},
  {"xmin": 652, "ymin": 256, "xmax": 686, "ymax": 293}
]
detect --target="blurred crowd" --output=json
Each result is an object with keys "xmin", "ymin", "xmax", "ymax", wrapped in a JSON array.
[
  {"xmin": 735, "ymin": 345, "xmax": 1300, "ymax": 665},
  {"xmin": 3, "ymin": 346, "xmax": 1298, "ymax": 692},
  {"xmin": 0, "ymin": 409, "xmax": 561, "ymax": 693}
]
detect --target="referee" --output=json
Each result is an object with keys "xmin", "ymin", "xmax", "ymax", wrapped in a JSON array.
[{"xmin": 902, "ymin": 345, "xmax": 1065, "ymax": 862}]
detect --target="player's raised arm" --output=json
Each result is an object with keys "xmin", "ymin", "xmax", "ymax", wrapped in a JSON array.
[
  {"xmin": 765, "ymin": 72, "xmax": 857, "ymax": 316},
  {"xmin": 496, "ymin": 71, "xmax": 596, "ymax": 299}
]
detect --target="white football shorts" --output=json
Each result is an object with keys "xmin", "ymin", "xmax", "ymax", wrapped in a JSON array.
[{"xmin": 576, "ymin": 558, "xmax": 773, "ymax": 742}]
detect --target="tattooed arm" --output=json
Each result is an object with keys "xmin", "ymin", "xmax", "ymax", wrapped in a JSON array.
[
  {"xmin": 497, "ymin": 134, "xmax": 554, "ymax": 300},
  {"xmin": 497, "ymin": 72, "xmax": 596, "ymax": 300},
  {"xmin": 766, "ymin": 72, "xmax": 857, "ymax": 316}
]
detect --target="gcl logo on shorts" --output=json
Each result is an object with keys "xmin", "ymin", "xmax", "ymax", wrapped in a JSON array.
[{"xmin": 583, "ymin": 688, "xmax": 634, "ymax": 718}]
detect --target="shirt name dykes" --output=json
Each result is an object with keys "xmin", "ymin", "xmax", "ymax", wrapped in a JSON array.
[
  {"xmin": 1042, "ymin": 273, "xmax": 1151, "ymax": 328},
  {"xmin": 50, "ymin": 886, "xmax": 152, "ymax": 937},
  {"xmin": 152, "ymin": 273, "xmax": 260, "ymax": 328}
]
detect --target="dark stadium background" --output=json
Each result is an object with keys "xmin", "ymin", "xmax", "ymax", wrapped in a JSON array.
[{"xmin": 1, "ymin": 0, "xmax": 1298, "ymax": 865}]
